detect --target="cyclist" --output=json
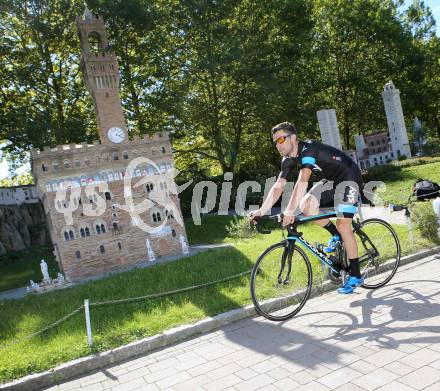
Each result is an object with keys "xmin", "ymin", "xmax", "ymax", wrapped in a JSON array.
[{"xmin": 249, "ymin": 122, "xmax": 364, "ymax": 294}]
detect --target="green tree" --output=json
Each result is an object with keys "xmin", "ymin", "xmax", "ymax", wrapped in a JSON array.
[
  {"xmin": 168, "ymin": 0, "xmax": 313, "ymax": 174},
  {"xmin": 0, "ymin": 0, "xmax": 97, "ymax": 166},
  {"xmin": 310, "ymin": 0, "xmax": 418, "ymax": 149}
]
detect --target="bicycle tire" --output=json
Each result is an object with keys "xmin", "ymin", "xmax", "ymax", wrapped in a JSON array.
[
  {"xmin": 250, "ymin": 242, "xmax": 313, "ymax": 321},
  {"xmin": 353, "ymin": 218, "xmax": 401, "ymax": 289}
]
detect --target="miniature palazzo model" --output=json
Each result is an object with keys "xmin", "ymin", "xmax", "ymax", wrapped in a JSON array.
[{"xmin": 31, "ymin": 9, "xmax": 188, "ymax": 281}]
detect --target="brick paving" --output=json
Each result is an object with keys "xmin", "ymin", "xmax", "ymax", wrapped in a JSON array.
[{"xmin": 46, "ymin": 252, "xmax": 440, "ymax": 390}]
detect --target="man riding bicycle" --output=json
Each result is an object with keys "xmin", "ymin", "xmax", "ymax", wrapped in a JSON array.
[{"xmin": 249, "ymin": 122, "xmax": 364, "ymax": 294}]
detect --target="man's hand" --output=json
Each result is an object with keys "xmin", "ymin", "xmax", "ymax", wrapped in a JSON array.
[
  {"xmin": 248, "ymin": 209, "xmax": 262, "ymax": 224},
  {"xmin": 282, "ymin": 212, "xmax": 295, "ymax": 227}
]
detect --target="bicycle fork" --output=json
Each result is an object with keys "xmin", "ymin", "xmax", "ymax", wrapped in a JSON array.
[{"xmin": 277, "ymin": 240, "xmax": 294, "ymax": 285}]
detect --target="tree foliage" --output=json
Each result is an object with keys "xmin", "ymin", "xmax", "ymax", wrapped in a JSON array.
[{"xmin": 0, "ymin": 0, "xmax": 438, "ymax": 177}]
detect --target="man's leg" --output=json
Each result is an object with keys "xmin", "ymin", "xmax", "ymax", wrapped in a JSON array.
[
  {"xmin": 301, "ymin": 192, "xmax": 341, "ymax": 249},
  {"xmin": 336, "ymin": 217, "xmax": 358, "ymax": 259},
  {"xmin": 336, "ymin": 216, "xmax": 363, "ymax": 294}
]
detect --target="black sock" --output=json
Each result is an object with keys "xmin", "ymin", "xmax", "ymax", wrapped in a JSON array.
[
  {"xmin": 323, "ymin": 221, "xmax": 340, "ymax": 237},
  {"xmin": 349, "ymin": 258, "xmax": 361, "ymax": 278}
]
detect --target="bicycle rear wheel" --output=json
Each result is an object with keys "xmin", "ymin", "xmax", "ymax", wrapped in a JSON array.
[
  {"xmin": 354, "ymin": 218, "xmax": 401, "ymax": 289},
  {"xmin": 250, "ymin": 242, "xmax": 312, "ymax": 321}
]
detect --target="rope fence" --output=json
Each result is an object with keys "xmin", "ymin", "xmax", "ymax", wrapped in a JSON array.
[{"xmin": 0, "ymin": 269, "xmax": 252, "ymax": 350}]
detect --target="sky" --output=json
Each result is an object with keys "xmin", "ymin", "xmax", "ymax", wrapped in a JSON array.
[{"xmin": 1, "ymin": 1, "xmax": 439, "ymax": 181}]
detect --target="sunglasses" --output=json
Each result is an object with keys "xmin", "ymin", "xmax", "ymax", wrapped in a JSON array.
[{"xmin": 273, "ymin": 134, "xmax": 292, "ymax": 145}]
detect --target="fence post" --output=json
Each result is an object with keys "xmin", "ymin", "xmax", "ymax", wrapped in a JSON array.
[{"xmin": 84, "ymin": 299, "xmax": 93, "ymax": 347}]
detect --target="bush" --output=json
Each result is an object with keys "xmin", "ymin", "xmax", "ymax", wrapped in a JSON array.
[
  {"xmin": 409, "ymin": 202, "xmax": 440, "ymax": 244},
  {"xmin": 226, "ymin": 216, "xmax": 256, "ymax": 240}
]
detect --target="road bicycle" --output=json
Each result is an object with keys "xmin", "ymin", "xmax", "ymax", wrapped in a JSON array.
[{"xmin": 250, "ymin": 208, "xmax": 402, "ymax": 321}]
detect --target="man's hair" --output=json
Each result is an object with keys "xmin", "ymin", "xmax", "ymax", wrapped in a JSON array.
[{"xmin": 271, "ymin": 122, "xmax": 297, "ymax": 135}]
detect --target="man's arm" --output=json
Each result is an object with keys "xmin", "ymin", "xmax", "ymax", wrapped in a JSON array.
[
  {"xmin": 283, "ymin": 168, "xmax": 312, "ymax": 222},
  {"xmin": 249, "ymin": 177, "xmax": 286, "ymax": 220},
  {"xmin": 260, "ymin": 177, "xmax": 286, "ymax": 215}
]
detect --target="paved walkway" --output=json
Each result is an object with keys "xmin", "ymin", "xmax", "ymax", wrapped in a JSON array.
[{"xmin": 45, "ymin": 251, "xmax": 440, "ymax": 391}]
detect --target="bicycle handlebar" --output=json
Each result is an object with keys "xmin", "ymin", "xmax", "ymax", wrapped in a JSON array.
[{"xmin": 253, "ymin": 214, "xmax": 282, "ymax": 235}]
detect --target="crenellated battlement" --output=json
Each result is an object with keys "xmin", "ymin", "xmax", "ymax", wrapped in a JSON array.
[{"xmin": 32, "ymin": 132, "xmax": 170, "ymax": 159}]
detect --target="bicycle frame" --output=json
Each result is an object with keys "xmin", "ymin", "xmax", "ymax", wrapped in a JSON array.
[{"xmin": 285, "ymin": 211, "xmax": 342, "ymax": 274}]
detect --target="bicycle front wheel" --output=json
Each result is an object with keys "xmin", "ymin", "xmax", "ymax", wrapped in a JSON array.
[
  {"xmin": 250, "ymin": 242, "xmax": 312, "ymax": 321},
  {"xmin": 354, "ymin": 218, "xmax": 401, "ymax": 289}
]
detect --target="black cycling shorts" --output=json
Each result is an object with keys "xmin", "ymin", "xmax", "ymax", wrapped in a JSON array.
[{"xmin": 308, "ymin": 178, "xmax": 362, "ymax": 218}]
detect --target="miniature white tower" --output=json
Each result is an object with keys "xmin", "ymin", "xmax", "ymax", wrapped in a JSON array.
[
  {"xmin": 317, "ymin": 109, "xmax": 343, "ymax": 150},
  {"xmin": 381, "ymin": 81, "xmax": 411, "ymax": 158},
  {"xmin": 354, "ymin": 135, "xmax": 368, "ymax": 159}
]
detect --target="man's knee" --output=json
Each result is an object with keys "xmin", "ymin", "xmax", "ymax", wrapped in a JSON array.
[{"xmin": 336, "ymin": 218, "xmax": 352, "ymax": 231}]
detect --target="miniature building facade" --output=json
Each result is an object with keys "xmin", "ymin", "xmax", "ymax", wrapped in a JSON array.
[{"xmin": 31, "ymin": 9, "xmax": 188, "ymax": 281}]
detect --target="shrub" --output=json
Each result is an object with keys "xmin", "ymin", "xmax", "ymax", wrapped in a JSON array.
[
  {"xmin": 409, "ymin": 202, "xmax": 440, "ymax": 244},
  {"xmin": 226, "ymin": 216, "xmax": 256, "ymax": 240}
]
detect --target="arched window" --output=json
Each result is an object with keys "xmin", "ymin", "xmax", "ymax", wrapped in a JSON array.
[
  {"xmin": 157, "ymin": 213, "xmax": 161, "ymax": 222},
  {"xmin": 152, "ymin": 214, "xmax": 157, "ymax": 222},
  {"xmin": 42, "ymin": 164, "xmax": 48, "ymax": 172},
  {"xmin": 63, "ymin": 160, "xmax": 70, "ymax": 168},
  {"xmin": 85, "ymin": 227, "xmax": 90, "ymax": 237},
  {"xmin": 75, "ymin": 250, "xmax": 81, "ymax": 260},
  {"xmin": 69, "ymin": 230, "xmax": 74, "ymax": 240},
  {"xmin": 100, "ymin": 245, "xmax": 105, "ymax": 254},
  {"xmin": 172, "ymin": 229, "xmax": 176, "ymax": 237},
  {"xmin": 96, "ymin": 225, "xmax": 101, "ymax": 235},
  {"xmin": 88, "ymin": 31, "xmax": 102, "ymax": 55},
  {"xmin": 113, "ymin": 222, "xmax": 118, "ymax": 230},
  {"xmin": 161, "ymin": 146, "xmax": 166, "ymax": 154},
  {"xmin": 105, "ymin": 192, "xmax": 111, "ymax": 201},
  {"xmin": 64, "ymin": 231, "xmax": 69, "ymax": 241},
  {"xmin": 100, "ymin": 224, "xmax": 106, "ymax": 233},
  {"xmin": 80, "ymin": 228, "xmax": 86, "ymax": 238},
  {"xmin": 118, "ymin": 242, "xmax": 122, "ymax": 250},
  {"xmin": 123, "ymin": 152, "xmax": 129, "ymax": 159}
]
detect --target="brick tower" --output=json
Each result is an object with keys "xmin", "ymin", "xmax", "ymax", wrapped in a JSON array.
[{"xmin": 31, "ymin": 8, "xmax": 188, "ymax": 282}]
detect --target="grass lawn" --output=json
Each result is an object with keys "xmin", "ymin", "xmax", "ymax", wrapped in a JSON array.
[
  {"xmin": 372, "ymin": 161, "xmax": 440, "ymax": 205},
  {"xmin": 0, "ymin": 213, "xmax": 437, "ymax": 383}
]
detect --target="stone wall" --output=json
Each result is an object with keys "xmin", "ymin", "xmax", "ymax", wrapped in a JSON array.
[{"xmin": 0, "ymin": 203, "xmax": 51, "ymax": 254}]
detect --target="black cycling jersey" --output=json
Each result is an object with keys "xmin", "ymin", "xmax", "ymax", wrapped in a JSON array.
[{"xmin": 279, "ymin": 140, "xmax": 362, "ymax": 183}]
